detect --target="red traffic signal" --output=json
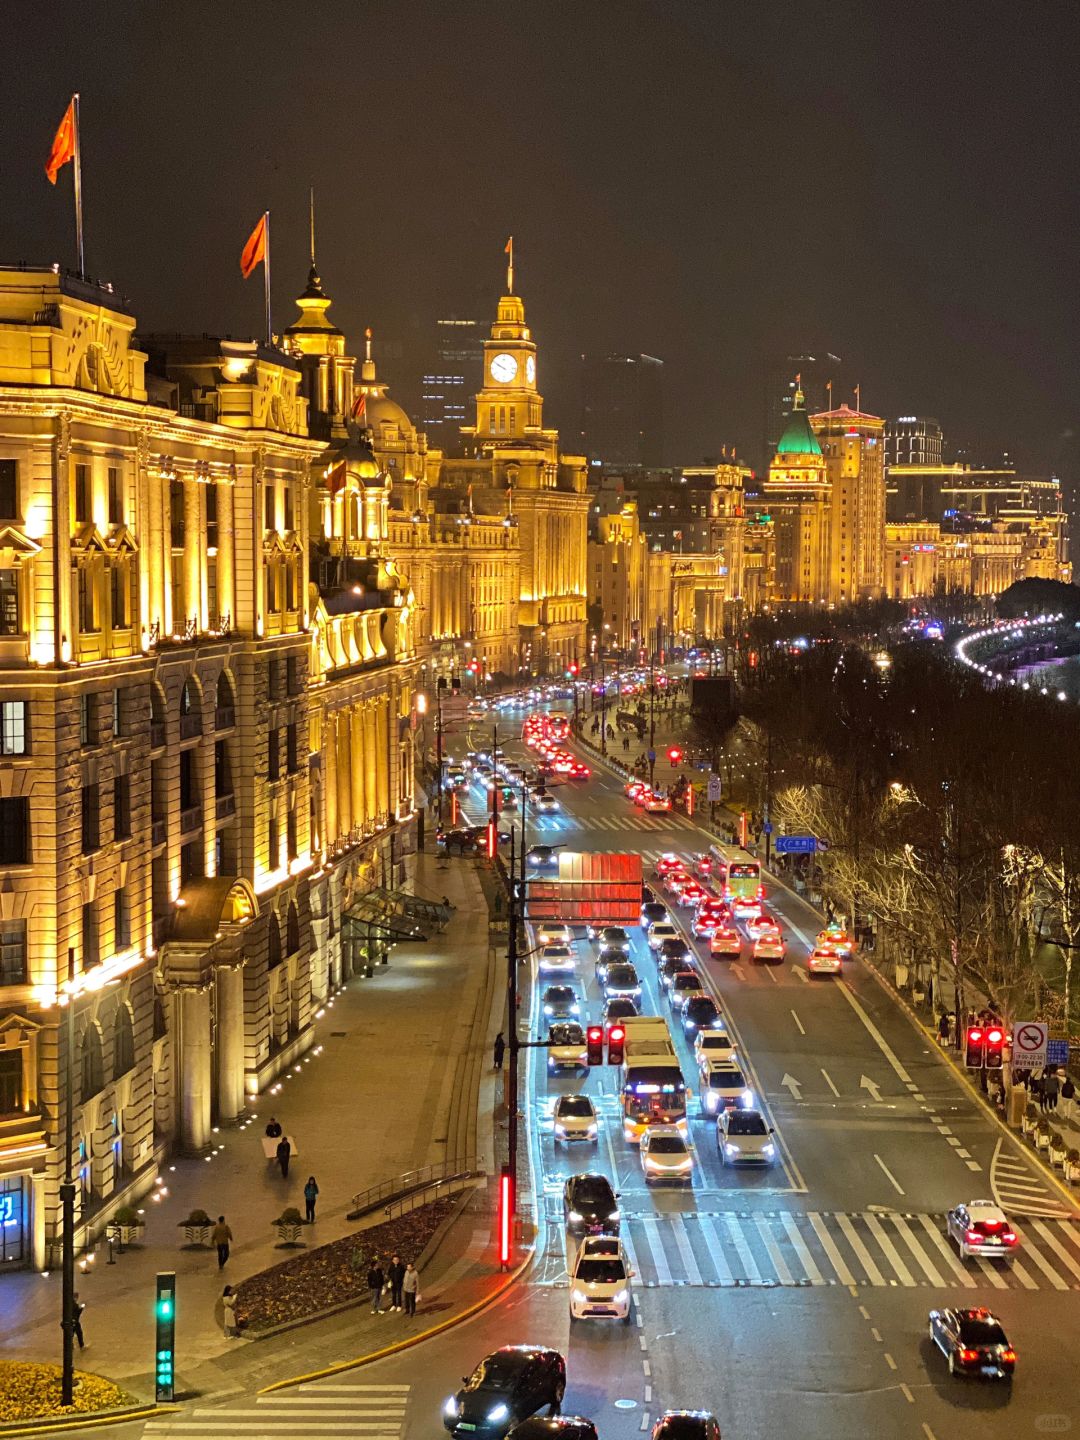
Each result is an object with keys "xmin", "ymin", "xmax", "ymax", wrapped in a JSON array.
[
  {"xmin": 965, "ymin": 1027, "xmax": 985, "ymax": 1069},
  {"xmin": 566, "ymin": 661, "xmax": 579, "ymax": 676},
  {"xmin": 985, "ymin": 1026, "xmax": 1005, "ymax": 1069},
  {"xmin": 607, "ymin": 1024, "xmax": 626, "ymax": 1066},
  {"xmin": 586, "ymin": 1025, "xmax": 604, "ymax": 1067},
  {"xmin": 467, "ymin": 659, "xmax": 480, "ymax": 674},
  {"xmin": 667, "ymin": 746, "xmax": 683, "ymax": 764}
]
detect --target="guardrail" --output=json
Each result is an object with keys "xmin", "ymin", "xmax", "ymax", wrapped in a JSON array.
[
  {"xmin": 349, "ymin": 1153, "xmax": 484, "ymax": 1221},
  {"xmin": 383, "ymin": 1170, "xmax": 482, "ymax": 1220}
]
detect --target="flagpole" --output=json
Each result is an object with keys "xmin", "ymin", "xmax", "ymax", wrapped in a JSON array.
[
  {"xmin": 72, "ymin": 93, "xmax": 85, "ymax": 279},
  {"xmin": 263, "ymin": 210, "xmax": 272, "ymax": 347}
]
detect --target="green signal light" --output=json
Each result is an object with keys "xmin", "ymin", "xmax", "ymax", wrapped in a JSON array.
[{"xmin": 157, "ymin": 1298, "xmax": 173, "ymax": 1319}]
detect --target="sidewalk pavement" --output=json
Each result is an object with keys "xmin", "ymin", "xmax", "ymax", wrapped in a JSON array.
[{"xmin": 0, "ymin": 848, "xmax": 508, "ymax": 1403}]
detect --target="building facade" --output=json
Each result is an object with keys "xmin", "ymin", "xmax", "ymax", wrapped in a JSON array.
[
  {"xmin": 884, "ymin": 416, "xmax": 942, "ymax": 470},
  {"xmin": 760, "ymin": 385, "xmax": 831, "ymax": 604},
  {"xmin": 812, "ymin": 404, "xmax": 886, "ymax": 603},
  {"xmin": 580, "ymin": 352, "xmax": 664, "ymax": 469}
]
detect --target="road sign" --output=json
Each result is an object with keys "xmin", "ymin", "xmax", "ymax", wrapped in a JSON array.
[
  {"xmin": 707, "ymin": 776, "xmax": 723, "ymax": 802},
  {"xmin": 816, "ymin": 837, "xmax": 830, "ymax": 852},
  {"xmin": 763, "ymin": 821, "xmax": 773, "ymax": 835},
  {"xmin": 1046, "ymin": 1038, "xmax": 1070, "ymax": 1065},
  {"xmin": 775, "ymin": 835, "xmax": 816, "ymax": 855},
  {"xmin": 1011, "ymin": 1021, "xmax": 1048, "ymax": 1070}
]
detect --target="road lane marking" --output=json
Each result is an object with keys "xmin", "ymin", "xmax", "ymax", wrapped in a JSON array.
[
  {"xmin": 972, "ymin": 1256, "xmax": 1009, "ymax": 1289},
  {"xmin": 1030, "ymin": 1220, "xmax": 1080, "ymax": 1282},
  {"xmin": 642, "ymin": 1360, "xmax": 651, "ymax": 1377},
  {"xmin": 892, "ymin": 1216, "xmax": 946, "ymax": 1285},
  {"xmin": 721, "ymin": 1212, "xmax": 762, "ymax": 1282},
  {"xmin": 792, "ymin": 965, "xmax": 809, "ymax": 983},
  {"xmin": 864, "ymin": 1214, "xmax": 916, "ymax": 1286},
  {"xmin": 836, "ymin": 979, "xmax": 914, "ymax": 1084},
  {"xmin": 670, "ymin": 1215, "xmax": 704, "ymax": 1284},
  {"xmin": 780, "ymin": 1211, "xmax": 825, "ymax": 1284},
  {"xmin": 699, "ymin": 1215, "xmax": 735, "ymax": 1284},
  {"xmin": 858, "ymin": 1304, "xmax": 870, "ymax": 1319},
  {"xmin": 873, "ymin": 1153, "xmax": 906, "ymax": 1196},
  {"xmin": 791, "ymin": 1009, "xmax": 805, "ymax": 1035},
  {"xmin": 755, "ymin": 1214, "xmax": 795, "ymax": 1284},
  {"xmin": 836, "ymin": 1213, "xmax": 886, "ymax": 1285},
  {"xmin": 808, "ymin": 1211, "xmax": 855, "ymax": 1285},
  {"xmin": 900, "ymin": 1384, "xmax": 915, "ymax": 1404},
  {"xmin": 884, "ymin": 1353, "xmax": 898, "ymax": 1371},
  {"xmin": 1012, "ymin": 1234, "xmax": 1067, "ymax": 1289},
  {"xmin": 871, "ymin": 1327, "xmax": 882, "ymax": 1341},
  {"xmin": 1010, "ymin": 1257, "xmax": 1039, "ymax": 1290},
  {"xmin": 764, "ymin": 965, "xmax": 780, "ymax": 983},
  {"xmin": 820, "ymin": 1068, "xmax": 840, "ymax": 1097},
  {"xmin": 642, "ymin": 1217, "xmax": 674, "ymax": 1284},
  {"xmin": 922, "ymin": 1426, "xmax": 938, "ymax": 1440}
]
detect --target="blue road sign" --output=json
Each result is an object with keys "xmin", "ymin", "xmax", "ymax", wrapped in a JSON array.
[
  {"xmin": 1046, "ymin": 1038, "xmax": 1070, "ymax": 1065},
  {"xmin": 763, "ymin": 822, "xmax": 773, "ymax": 835},
  {"xmin": 774, "ymin": 835, "xmax": 816, "ymax": 855}
]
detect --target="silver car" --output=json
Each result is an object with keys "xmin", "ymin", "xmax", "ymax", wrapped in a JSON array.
[{"xmin": 717, "ymin": 1107, "xmax": 776, "ymax": 1165}]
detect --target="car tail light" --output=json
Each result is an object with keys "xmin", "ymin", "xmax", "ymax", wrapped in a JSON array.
[
  {"xmin": 1002, "ymin": 1231, "xmax": 1017, "ymax": 1244},
  {"xmin": 958, "ymin": 1348, "xmax": 979, "ymax": 1364},
  {"xmin": 965, "ymin": 1230, "xmax": 983, "ymax": 1244},
  {"xmin": 1002, "ymin": 1349, "xmax": 1016, "ymax": 1363}
]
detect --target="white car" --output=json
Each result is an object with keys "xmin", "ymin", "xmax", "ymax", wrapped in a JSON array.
[
  {"xmin": 553, "ymin": 1093, "xmax": 599, "ymax": 1144},
  {"xmin": 807, "ymin": 946, "xmax": 842, "ymax": 976},
  {"xmin": 535, "ymin": 793, "xmax": 559, "ymax": 812},
  {"xmin": 700, "ymin": 1062, "xmax": 754, "ymax": 1116},
  {"xmin": 547, "ymin": 1023, "xmax": 588, "ymax": 1072},
  {"xmin": 569, "ymin": 1235, "xmax": 633, "ymax": 1322},
  {"xmin": 746, "ymin": 912, "xmax": 780, "ymax": 939},
  {"xmin": 695, "ymin": 1029, "xmax": 736, "ymax": 1068},
  {"xmin": 647, "ymin": 922, "xmax": 680, "ymax": 952},
  {"xmin": 640, "ymin": 1125, "xmax": 694, "ymax": 1185},
  {"xmin": 539, "ymin": 943, "xmax": 576, "ymax": 975},
  {"xmin": 945, "ymin": 1201, "xmax": 1019, "ymax": 1261},
  {"xmin": 536, "ymin": 922, "xmax": 573, "ymax": 947},
  {"xmin": 717, "ymin": 1107, "xmax": 776, "ymax": 1166},
  {"xmin": 752, "ymin": 932, "xmax": 785, "ymax": 964}
]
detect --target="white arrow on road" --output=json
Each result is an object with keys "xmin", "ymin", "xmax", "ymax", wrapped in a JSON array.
[
  {"xmin": 860, "ymin": 1075, "xmax": 883, "ymax": 1102},
  {"xmin": 781, "ymin": 1073, "xmax": 803, "ymax": 1101}
]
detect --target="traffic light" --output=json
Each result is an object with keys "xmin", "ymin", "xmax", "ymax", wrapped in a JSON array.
[
  {"xmin": 566, "ymin": 661, "xmax": 579, "ymax": 677},
  {"xmin": 667, "ymin": 746, "xmax": 683, "ymax": 764},
  {"xmin": 586, "ymin": 1025, "xmax": 604, "ymax": 1066},
  {"xmin": 154, "ymin": 1271, "xmax": 176, "ymax": 1403},
  {"xmin": 607, "ymin": 1024, "xmax": 626, "ymax": 1066},
  {"xmin": 985, "ymin": 1026, "xmax": 1005, "ymax": 1069},
  {"xmin": 965, "ymin": 1027, "xmax": 985, "ymax": 1068},
  {"xmin": 467, "ymin": 659, "xmax": 480, "ymax": 674}
]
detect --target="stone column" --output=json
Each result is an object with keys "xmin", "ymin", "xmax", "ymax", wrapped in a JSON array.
[
  {"xmin": 375, "ymin": 698, "xmax": 389, "ymax": 822},
  {"xmin": 161, "ymin": 475, "xmax": 173, "ymax": 636},
  {"xmin": 215, "ymin": 964, "xmax": 245, "ymax": 1124},
  {"xmin": 352, "ymin": 706, "xmax": 366, "ymax": 832},
  {"xmin": 183, "ymin": 480, "xmax": 201, "ymax": 632},
  {"xmin": 337, "ymin": 712, "xmax": 352, "ymax": 837},
  {"xmin": 217, "ymin": 481, "xmax": 235, "ymax": 629},
  {"xmin": 147, "ymin": 467, "xmax": 163, "ymax": 637},
  {"xmin": 363, "ymin": 704, "xmax": 378, "ymax": 826},
  {"xmin": 324, "ymin": 712, "xmax": 337, "ymax": 847},
  {"xmin": 179, "ymin": 986, "xmax": 212, "ymax": 1151}
]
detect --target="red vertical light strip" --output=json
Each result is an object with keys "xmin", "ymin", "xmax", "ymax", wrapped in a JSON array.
[{"xmin": 499, "ymin": 1167, "xmax": 513, "ymax": 1266}]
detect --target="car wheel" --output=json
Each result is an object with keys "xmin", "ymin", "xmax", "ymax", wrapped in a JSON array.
[{"xmin": 623, "ymin": 1302, "xmax": 633, "ymax": 1325}]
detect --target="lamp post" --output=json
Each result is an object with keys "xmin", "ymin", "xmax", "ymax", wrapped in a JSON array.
[{"xmin": 435, "ymin": 678, "xmax": 446, "ymax": 826}]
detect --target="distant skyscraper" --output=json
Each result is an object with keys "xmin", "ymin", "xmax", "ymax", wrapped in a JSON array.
[
  {"xmin": 420, "ymin": 317, "xmax": 484, "ymax": 455},
  {"xmin": 764, "ymin": 351, "xmax": 843, "ymax": 462},
  {"xmin": 580, "ymin": 352, "xmax": 664, "ymax": 468},
  {"xmin": 885, "ymin": 416, "xmax": 943, "ymax": 469}
]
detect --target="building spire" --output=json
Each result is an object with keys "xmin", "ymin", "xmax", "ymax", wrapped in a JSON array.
[
  {"xmin": 505, "ymin": 234, "xmax": 514, "ymax": 295},
  {"xmin": 793, "ymin": 371, "xmax": 805, "ymax": 409},
  {"xmin": 309, "ymin": 186, "xmax": 316, "ymax": 267}
]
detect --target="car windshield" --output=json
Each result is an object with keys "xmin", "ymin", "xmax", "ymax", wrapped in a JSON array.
[
  {"xmin": 674, "ymin": 975, "xmax": 701, "ymax": 990},
  {"xmin": 558, "ymin": 1097, "xmax": 593, "ymax": 1117},
  {"xmin": 603, "ymin": 929, "xmax": 628, "ymax": 942},
  {"xmin": 472, "ymin": 1354, "xmax": 527, "ymax": 1385},
  {"xmin": 648, "ymin": 1136, "xmax": 687, "ymax": 1154},
  {"xmin": 545, "ymin": 988, "xmax": 574, "ymax": 1002},
  {"xmin": 550, "ymin": 1024, "xmax": 584, "ymax": 1042},
  {"xmin": 710, "ymin": 1069, "xmax": 745, "ymax": 1089},
  {"xmin": 643, "ymin": 905, "xmax": 666, "ymax": 920},
  {"xmin": 727, "ymin": 1112, "xmax": 768, "ymax": 1135},
  {"xmin": 544, "ymin": 946, "xmax": 571, "ymax": 957},
  {"xmin": 687, "ymin": 1000, "xmax": 717, "ymax": 1017},
  {"xmin": 577, "ymin": 1259, "xmax": 626, "ymax": 1283},
  {"xmin": 572, "ymin": 1178, "xmax": 614, "ymax": 1203},
  {"xmin": 958, "ymin": 1318, "xmax": 1009, "ymax": 1346},
  {"xmin": 608, "ymin": 966, "xmax": 637, "ymax": 983}
]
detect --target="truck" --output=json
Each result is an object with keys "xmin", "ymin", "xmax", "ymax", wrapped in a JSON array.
[{"xmin": 618, "ymin": 1016, "xmax": 688, "ymax": 1143}]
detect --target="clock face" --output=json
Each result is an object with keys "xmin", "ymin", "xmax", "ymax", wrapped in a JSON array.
[
  {"xmin": 526, "ymin": 355, "xmax": 536, "ymax": 385},
  {"xmin": 490, "ymin": 352, "xmax": 518, "ymax": 384}
]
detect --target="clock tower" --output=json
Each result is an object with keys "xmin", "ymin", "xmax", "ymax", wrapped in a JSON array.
[{"xmin": 470, "ymin": 245, "xmax": 543, "ymax": 444}]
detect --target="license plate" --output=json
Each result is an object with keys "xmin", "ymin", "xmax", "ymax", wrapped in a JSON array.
[
  {"xmin": 458, "ymin": 1425, "xmax": 477, "ymax": 1432},
  {"xmin": 980, "ymin": 1365, "xmax": 1004, "ymax": 1378}
]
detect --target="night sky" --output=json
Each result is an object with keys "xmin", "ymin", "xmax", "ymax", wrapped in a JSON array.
[{"xmin": 2, "ymin": 1, "xmax": 1079, "ymax": 478}]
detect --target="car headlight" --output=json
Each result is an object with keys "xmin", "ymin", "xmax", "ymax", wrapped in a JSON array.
[
  {"xmin": 444, "ymin": 1398, "xmax": 461, "ymax": 1417},
  {"xmin": 567, "ymin": 1210, "xmax": 583, "ymax": 1223},
  {"xmin": 763, "ymin": 1143, "xmax": 776, "ymax": 1157},
  {"xmin": 488, "ymin": 1404, "xmax": 509, "ymax": 1423},
  {"xmin": 608, "ymin": 1208, "xmax": 620, "ymax": 1221},
  {"xmin": 725, "ymin": 1142, "xmax": 739, "ymax": 1157},
  {"xmin": 706, "ymin": 1092, "xmax": 718, "ymax": 1110},
  {"xmin": 613, "ymin": 1288, "xmax": 629, "ymax": 1305},
  {"xmin": 554, "ymin": 1124, "xmax": 566, "ymax": 1136},
  {"xmin": 587, "ymin": 1124, "xmax": 598, "ymax": 1136},
  {"xmin": 572, "ymin": 1288, "xmax": 587, "ymax": 1303},
  {"xmin": 543, "ymin": 1004, "xmax": 554, "ymax": 1014},
  {"xmin": 742, "ymin": 1089, "xmax": 755, "ymax": 1107}
]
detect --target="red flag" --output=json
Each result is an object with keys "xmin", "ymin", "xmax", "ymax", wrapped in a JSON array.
[
  {"xmin": 351, "ymin": 390, "xmax": 367, "ymax": 420},
  {"xmin": 45, "ymin": 98, "xmax": 77, "ymax": 185},
  {"xmin": 326, "ymin": 460, "xmax": 347, "ymax": 495},
  {"xmin": 240, "ymin": 213, "xmax": 267, "ymax": 279}
]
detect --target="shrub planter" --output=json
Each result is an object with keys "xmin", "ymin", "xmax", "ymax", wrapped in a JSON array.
[
  {"xmin": 109, "ymin": 1205, "xmax": 145, "ymax": 1251},
  {"xmin": 1048, "ymin": 1133, "xmax": 1067, "ymax": 1169},
  {"xmin": 178, "ymin": 1208, "xmax": 214, "ymax": 1248},
  {"xmin": 1064, "ymin": 1149, "xmax": 1080, "ymax": 1185},
  {"xmin": 1035, "ymin": 1121, "xmax": 1052, "ymax": 1152},
  {"xmin": 1022, "ymin": 1106, "xmax": 1039, "ymax": 1137},
  {"xmin": 272, "ymin": 1207, "xmax": 306, "ymax": 1248}
]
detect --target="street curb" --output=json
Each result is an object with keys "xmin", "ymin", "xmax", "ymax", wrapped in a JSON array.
[
  {"xmin": 0, "ymin": 1403, "xmax": 174, "ymax": 1437},
  {"xmin": 257, "ymin": 1242, "xmax": 536, "ymax": 1394}
]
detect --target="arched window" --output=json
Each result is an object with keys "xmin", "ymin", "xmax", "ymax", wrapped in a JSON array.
[
  {"xmin": 150, "ymin": 680, "xmax": 167, "ymax": 746},
  {"xmin": 267, "ymin": 916, "xmax": 282, "ymax": 971},
  {"xmin": 79, "ymin": 1025, "xmax": 104, "ymax": 1103},
  {"xmin": 112, "ymin": 1004, "xmax": 135, "ymax": 1079},
  {"xmin": 180, "ymin": 676, "xmax": 202, "ymax": 738},
  {"xmin": 215, "ymin": 670, "xmax": 236, "ymax": 728},
  {"xmin": 286, "ymin": 901, "xmax": 300, "ymax": 956}
]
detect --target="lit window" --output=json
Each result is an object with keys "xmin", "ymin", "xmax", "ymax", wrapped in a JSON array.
[{"xmin": 0, "ymin": 701, "xmax": 27, "ymax": 756}]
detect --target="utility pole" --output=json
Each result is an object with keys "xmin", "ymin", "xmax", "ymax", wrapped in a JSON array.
[
  {"xmin": 648, "ymin": 657, "xmax": 657, "ymax": 792},
  {"xmin": 764, "ymin": 729, "xmax": 773, "ymax": 870},
  {"xmin": 435, "ymin": 679, "xmax": 445, "ymax": 826},
  {"xmin": 60, "ymin": 948, "xmax": 76, "ymax": 1405}
]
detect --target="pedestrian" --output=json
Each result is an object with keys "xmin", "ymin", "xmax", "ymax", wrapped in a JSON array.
[
  {"xmin": 71, "ymin": 1293, "xmax": 85, "ymax": 1349},
  {"xmin": 388, "ymin": 1252, "xmax": 406, "ymax": 1311},
  {"xmin": 265, "ymin": 1116, "xmax": 282, "ymax": 1138},
  {"xmin": 493, "ymin": 1032, "xmax": 505, "ymax": 1070},
  {"xmin": 1044, "ymin": 1069, "xmax": 1060, "ymax": 1112},
  {"xmin": 402, "ymin": 1260, "xmax": 420, "ymax": 1315},
  {"xmin": 304, "ymin": 1176, "xmax": 319, "ymax": 1223},
  {"xmin": 367, "ymin": 1258, "xmax": 385, "ymax": 1313},
  {"xmin": 212, "ymin": 1214, "xmax": 233, "ymax": 1268},
  {"xmin": 221, "ymin": 1285, "xmax": 239, "ymax": 1338},
  {"xmin": 1031, "ymin": 1071, "xmax": 1046, "ymax": 1111},
  {"xmin": 276, "ymin": 1135, "xmax": 291, "ymax": 1177},
  {"xmin": 1060, "ymin": 1073, "xmax": 1076, "ymax": 1123},
  {"xmin": 937, "ymin": 1011, "xmax": 950, "ymax": 1047}
]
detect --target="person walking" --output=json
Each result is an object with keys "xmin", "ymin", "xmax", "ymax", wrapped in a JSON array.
[
  {"xmin": 367, "ymin": 1258, "xmax": 385, "ymax": 1314},
  {"xmin": 387, "ymin": 1253, "xmax": 406, "ymax": 1311},
  {"xmin": 1032, "ymin": 1071, "xmax": 1046, "ymax": 1112},
  {"xmin": 304, "ymin": 1176, "xmax": 319, "ymax": 1223},
  {"xmin": 276, "ymin": 1135, "xmax": 291, "ymax": 1177},
  {"xmin": 493, "ymin": 1032, "xmax": 505, "ymax": 1070},
  {"xmin": 212, "ymin": 1214, "xmax": 233, "ymax": 1269},
  {"xmin": 1044, "ymin": 1069, "xmax": 1060, "ymax": 1112},
  {"xmin": 402, "ymin": 1261, "xmax": 420, "ymax": 1316},
  {"xmin": 71, "ymin": 1293, "xmax": 86, "ymax": 1349},
  {"xmin": 221, "ymin": 1285, "xmax": 239, "ymax": 1338},
  {"xmin": 1061, "ymin": 1073, "xmax": 1076, "ymax": 1124},
  {"xmin": 937, "ymin": 1012, "xmax": 951, "ymax": 1048}
]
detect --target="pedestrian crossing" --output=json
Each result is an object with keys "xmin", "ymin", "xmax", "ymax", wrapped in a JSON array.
[
  {"xmin": 543, "ymin": 1208, "xmax": 1080, "ymax": 1292},
  {"xmin": 991, "ymin": 1136, "xmax": 1074, "ymax": 1218},
  {"xmin": 532, "ymin": 814, "xmax": 698, "ymax": 834},
  {"xmin": 142, "ymin": 1382, "xmax": 409, "ymax": 1436}
]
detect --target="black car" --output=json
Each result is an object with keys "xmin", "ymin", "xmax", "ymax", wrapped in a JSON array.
[
  {"xmin": 658, "ymin": 937, "xmax": 692, "ymax": 964},
  {"xmin": 508, "ymin": 1421, "xmax": 598, "ymax": 1440},
  {"xmin": 928, "ymin": 1307, "xmax": 1015, "ymax": 1380},
  {"xmin": 595, "ymin": 947, "xmax": 629, "ymax": 983},
  {"xmin": 438, "ymin": 827, "xmax": 480, "ymax": 855},
  {"xmin": 563, "ymin": 1173, "xmax": 620, "ymax": 1234},
  {"xmin": 596, "ymin": 926, "xmax": 630, "ymax": 952},
  {"xmin": 682, "ymin": 995, "xmax": 721, "ymax": 1033},
  {"xmin": 527, "ymin": 845, "xmax": 562, "ymax": 866},
  {"xmin": 603, "ymin": 995, "xmax": 640, "ymax": 1023},
  {"xmin": 652, "ymin": 1414, "xmax": 722, "ymax": 1440},
  {"xmin": 445, "ymin": 1348, "xmax": 567, "ymax": 1436},
  {"xmin": 641, "ymin": 884, "xmax": 657, "ymax": 905},
  {"xmin": 658, "ymin": 954, "xmax": 693, "ymax": 989},
  {"xmin": 641, "ymin": 901, "xmax": 668, "ymax": 930}
]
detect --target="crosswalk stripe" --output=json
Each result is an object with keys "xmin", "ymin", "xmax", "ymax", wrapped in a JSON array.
[
  {"xmin": 1013, "ymin": 1230, "xmax": 1069, "ymax": 1289},
  {"xmin": 670, "ymin": 1215, "xmax": 704, "ymax": 1284},
  {"xmin": 1011, "ymin": 1257, "xmax": 1040, "ymax": 1290},
  {"xmin": 836, "ymin": 1214, "xmax": 885, "ymax": 1285},
  {"xmin": 721, "ymin": 1212, "xmax": 762, "ymax": 1282},
  {"xmin": 864, "ymin": 1214, "xmax": 916, "ymax": 1287},
  {"xmin": 1030, "ymin": 1220, "xmax": 1080, "ymax": 1282},
  {"xmin": 145, "ymin": 1428, "xmax": 400, "ymax": 1435},
  {"xmin": 916, "ymin": 1214, "xmax": 977, "ymax": 1287},
  {"xmin": 640, "ymin": 1217, "xmax": 673, "ymax": 1284},
  {"xmin": 755, "ymin": 1214, "xmax": 794, "ymax": 1285},
  {"xmin": 698, "ymin": 1214, "xmax": 735, "ymax": 1284},
  {"xmin": 259, "ymin": 1398, "xmax": 407, "ymax": 1408},
  {"xmin": 891, "ymin": 1215, "xmax": 946, "ymax": 1285},
  {"xmin": 780, "ymin": 1211, "xmax": 826, "ymax": 1284},
  {"xmin": 972, "ymin": 1256, "xmax": 1010, "ymax": 1289},
  {"xmin": 297, "ymin": 1385, "xmax": 410, "ymax": 1393},
  {"xmin": 808, "ymin": 1212, "xmax": 856, "ymax": 1286}
]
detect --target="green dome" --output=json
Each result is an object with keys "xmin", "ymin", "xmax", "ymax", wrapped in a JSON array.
[{"xmin": 775, "ymin": 391, "xmax": 822, "ymax": 457}]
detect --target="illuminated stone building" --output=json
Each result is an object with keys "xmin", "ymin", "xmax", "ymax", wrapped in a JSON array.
[
  {"xmin": 444, "ymin": 272, "xmax": 589, "ymax": 675},
  {"xmin": 811, "ymin": 404, "xmax": 886, "ymax": 602},
  {"xmin": 760, "ymin": 384, "xmax": 831, "ymax": 604},
  {"xmin": 0, "ymin": 265, "xmax": 327, "ymax": 1268},
  {"xmin": 587, "ymin": 498, "xmax": 646, "ymax": 653}
]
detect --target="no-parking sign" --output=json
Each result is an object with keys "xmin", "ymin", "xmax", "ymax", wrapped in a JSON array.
[{"xmin": 1011, "ymin": 1021, "xmax": 1048, "ymax": 1070}]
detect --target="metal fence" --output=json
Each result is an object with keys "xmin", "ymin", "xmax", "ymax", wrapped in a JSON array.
[{"xmin": 349, "ymin": 1154, "xmax": 484, "ymax": 1220}]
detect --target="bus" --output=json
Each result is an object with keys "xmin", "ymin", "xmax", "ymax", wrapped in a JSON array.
[
  {"xmin": 709, "ymin": 844, "xmax": 764, "ymax": 914},
  {"xmin": 621, "ymin": 1060, "xmax": 688, "ymax": 1142}
]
